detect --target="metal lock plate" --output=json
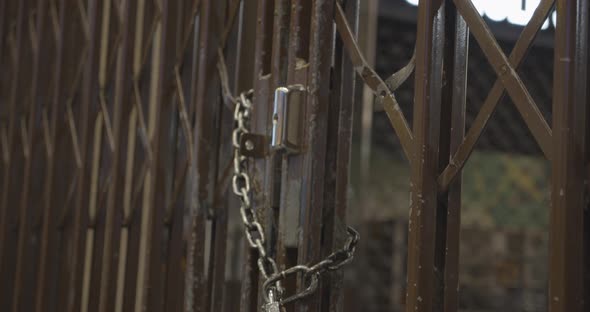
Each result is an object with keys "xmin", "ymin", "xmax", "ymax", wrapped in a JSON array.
[{"xmin": 271, "ymin": 85, "xmax": 305, "ymax": 153}]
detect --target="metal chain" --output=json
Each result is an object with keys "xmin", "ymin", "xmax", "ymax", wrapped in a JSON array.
[
  {"xmin": 232, "ymin": 90, "xmax": 281, "ymax": 283},
  {"xmin": 230, "ymin": 90, "xmax": 359, "ymax": 309}
]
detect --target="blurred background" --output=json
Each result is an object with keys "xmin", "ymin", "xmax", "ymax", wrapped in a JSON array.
[{"xmin": 343, "ymin": 0, "xmax": 553, "ymax": 311}]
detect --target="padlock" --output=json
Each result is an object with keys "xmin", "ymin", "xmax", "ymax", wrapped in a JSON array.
[{"xmin": 262, "ymin": 289, "xmax": 281, "ymax": 312}]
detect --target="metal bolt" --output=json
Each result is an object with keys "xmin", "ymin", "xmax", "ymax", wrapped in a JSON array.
[{"xmin": 245, "ymin": 140, "xmax": 254, "ymax": 151}]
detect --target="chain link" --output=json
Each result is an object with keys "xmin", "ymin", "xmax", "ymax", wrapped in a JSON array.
[
  {"xmin": 231, "ymin": 91, "xmax": 278, "ymax": 281},
  {"xmin": 231, "ymin": 90, "xmax": 359, "ymax": 308}
]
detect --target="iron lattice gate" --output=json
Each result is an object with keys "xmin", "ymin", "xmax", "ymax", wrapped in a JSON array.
[{"xmin": 0, "ymin": 0, "xmax": 588, "ymax": 312}]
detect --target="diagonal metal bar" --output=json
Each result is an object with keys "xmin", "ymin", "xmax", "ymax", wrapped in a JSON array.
[
  {"xmin": 98, "ymin": 91, "xmax": 116, "ymax": 151},
  {"xmin": 66, "ymin": 100, "xmax": 83, "ymax": 168},
  {"xmin": 132, "ymin": 82, "xmax": 153, "ymax": 164},
  {"xmin": 454, "ymin": 0, "xmax": 553, "ymax": 154},
  {"xmin": 335, "ymin": 3, "xmax": 414, "ymax": 162},
  {"xmin": 385, "ymin": 49, "xmax": 416, "ymax": 93},
  {"xmin": 438, "ymin": 0, "xmax": 555, "ymax": 191},
  {"xmin": 174, "ymin": 66, "xmax": 194, "ymax": 164}
]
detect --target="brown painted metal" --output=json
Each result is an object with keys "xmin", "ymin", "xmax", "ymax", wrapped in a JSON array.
[
  {"xmin": 405, "ymin": 1, "xmax": 444, "ymax": 311},
  {"xmin": 34, "ymin": 1, "xmax": 71, "ymax": 310},
  {"xmin": 335, "ymin": 5, "xmax": 414, "ymax": 161},
  {"xmin": 437, "ymin": 0, "xmax": 555, "ymax": 192},
  {"xmin": 3, "ymin": 1, "xmax": 590, "ymax": 312},
  {"xmin": 0, "ymin": 6, "xmax": 26, "ymax": 308},
  {"xmin": 65, "ymin": 0, "xmax": 101, "ymax": 312},
  {"xmin": 95, "ymin": 0, "xmax": 137, "ymax": 310},
  {"xmin": 292, "ymin": 0, "xmax": 337, "ymax": 311},
  {"xmin": 12, "ymin": 1, "xmax": 48, "ymax": 310},
  {"xmin": 549, "ymin": 0, "xmax": 587, "ymax": 311},
  {"xmin": 321, "ymin": 1, "xmax": 359, "ymax": 310},
  {"xmin": 239, "ymin": 0, "xmax": 275, "ymax": 310},
  {"xmin": 162, "ymin": 2, "xmax": 201, "ymax": 312},
  {"xmin": 135, "ymin": 0, "xmax": 180, "ymax": 310},
  {"xmin": 455, "ymin": 0, "xmax": 552, "ymax": 158},
  {"xmin": 240, "ymin": 0, "xmax": 274, "ymax": 311},
  {"xmin": 433, "ymin": 3, "xmax": 468, "ymax": 312},
  {"xmin": 188, "ymin": 0, "xmax": 224, "ymax": 310}
]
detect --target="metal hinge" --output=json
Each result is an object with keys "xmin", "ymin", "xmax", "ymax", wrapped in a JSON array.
[
  {"xmin": 271, "ymin": 85, "xmax": 305, "ymax": 153},
  {"xmin": 239, "ymin": 85, "xmax": 305, "ymax": 158}
]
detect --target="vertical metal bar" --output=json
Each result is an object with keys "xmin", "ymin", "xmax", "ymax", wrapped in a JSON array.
[
  {"xmin": 80, "ymin": 111, "xmax": 104, "ymax": 312},
  {"xmin": 278, "ymin": 2, "xmax": 311, "ymax": 309},
  {"xmin": 12, "ymin": 1, "xmax": 48, "ymax": 310},
  {"xmin": 112, "ymin": 0, "xmax": 148, "ymax": 310},
  {"xmin": 0, "ymin": 11, "xmax": 27, "ymax": 309},
  {"xmin": 134, "ymin": 3, "xmax": 164, "ymax": 312},
  {"xmin": 258, "ymin": 0, "xmax": 289, "ymax": 307},
  {"xmin": 0, "ymin": 4, "xmax": 22, "ymax": 308},
  {"xmin": 232, "ymin": 2, "xmax": 257, "ymax": 311},
  {"xmin": 185, "ymin": 3, "xmax": 204, "ymax": 310},
  {"xmin": 208, "ymin": 1, "xmax": 241, "ymax": 311},
  {"xmin": 238, "ymin": 0, "xmax": 274, "ymax": 310},
  {"xmin": 187, "ymin": 0, "xmax": 223, "ymax": 309},
  {"xmin": 235, "ymin": 0, "xmax": 256, "ymax": 94},
  {"xmin": 442, "ymin": 12, "xmax": 467, "ymax": 312},
  {"xmin": 586, "ymin": 5, "xmax": 590, "ymax": 307},
  {"xmin": 114, "ymin": 104, "xmax": 137, "ymax": 312},
  {"xmin": 163, "ymin": 2, "xmax": 202, "ymax": 311},
  {"xmin": 141, "ymin": 1, "xmax": 180, "ymax": 310},
  {"xmin": 97, "ymin": 0, "xmax": 136, "ymax": 310},
  {"xmin": 321, "ymin": 0, "xmax": 359, "ymax": 310},
  {"xmin": 80, "ymin": 1, "xmax": 111, "ymax": 312},
  {"xmin": 0, "ymin": 0, "xmax": 6, "ymax": 278},
  {"xmin": 293, "ymin": 0, "xmax": 335, "ymax": 310},
  {"xmin": 35, "ymin": 0, "xmax": 68, "ymax": 310},
  {"xmin": 549, "ymin": 0, "xmax": 587, "ymax": 311},
  {"xmin": 406, "ymin": 0, "xmax": 444, "ymax": 311},
  {"xmin": 433, "ymin": 2, "xmax": 468, "ymax": 312}
]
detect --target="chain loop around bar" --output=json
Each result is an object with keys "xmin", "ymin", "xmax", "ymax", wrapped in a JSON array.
[{"xmin": 230, "ymin": 88, "xmax": 359, "ymax": 310}]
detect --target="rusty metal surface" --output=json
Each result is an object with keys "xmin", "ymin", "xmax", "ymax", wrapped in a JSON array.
[{"xmin": 1, "ymin": 0, "xmax": 588, "ymax": 312}]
